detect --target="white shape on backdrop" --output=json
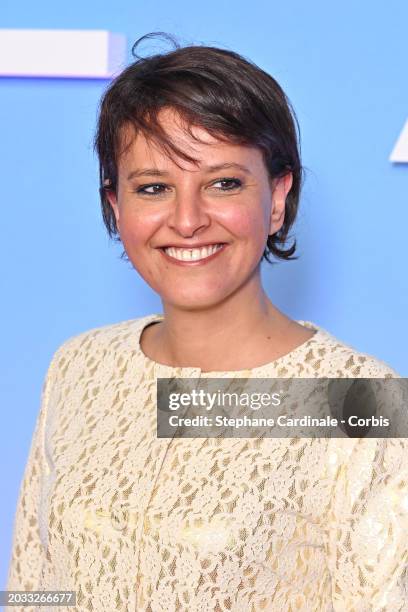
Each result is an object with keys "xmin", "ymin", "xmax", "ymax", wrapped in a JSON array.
[
  {"xmin": 0, "ymin": 28, "xmax": 405, "ymax": 165},
  {"xmin": 0, "ymin": 29, "xmax": 126, "ymax": 78},
  {"xmin": 390, "ymin": 119, "xmax": 408, "ymax": 163}
]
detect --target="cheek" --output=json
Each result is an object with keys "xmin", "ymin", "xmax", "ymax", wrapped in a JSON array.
[
  {"xmin": 215, "ymin": 203, "xmax": 269, "ymax": 243},
  {"xmin": 118, "ymin": 207, "xmax": 160, "ymax": 248}
]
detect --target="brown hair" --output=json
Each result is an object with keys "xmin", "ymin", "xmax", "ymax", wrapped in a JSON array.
[{"xmin": 95, "ymin": 33, "xmax": 303, "ymax": 263}]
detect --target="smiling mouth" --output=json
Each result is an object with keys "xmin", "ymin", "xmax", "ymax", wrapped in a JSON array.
[{"xmin": 161, "ymin": 244, "xmax": 226, "ymax": 262}]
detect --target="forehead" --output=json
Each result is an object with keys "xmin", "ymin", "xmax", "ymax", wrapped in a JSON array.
[{"xmin": 117, "ymin": 108, "xmax": 265, "ymax": 174}]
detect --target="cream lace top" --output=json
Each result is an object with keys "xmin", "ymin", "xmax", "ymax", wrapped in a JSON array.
[{"xmin": 6, "ymin": 314, "xmax": 408, "ymax": 612}]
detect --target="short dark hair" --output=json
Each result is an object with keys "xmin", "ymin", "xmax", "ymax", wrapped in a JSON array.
[{"xmin": 95, "ymin": 33, "xmax": 303, "ymax": 263}]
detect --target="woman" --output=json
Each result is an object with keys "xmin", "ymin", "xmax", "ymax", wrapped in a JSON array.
[{"xmin": 7, "ymin": 35, "xmax": 408, "ymax": 611}]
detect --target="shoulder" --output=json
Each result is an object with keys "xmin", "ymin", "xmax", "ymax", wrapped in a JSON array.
[
  {"xmin": 300, "ymin": 322, "xmax": 399, "ymax": 378},
  {"xmin": 46, "ymin": 314, "xmax": 158, "ymax": 373}
]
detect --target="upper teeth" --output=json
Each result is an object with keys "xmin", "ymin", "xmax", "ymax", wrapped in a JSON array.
[{"xmin": 164, "ymin": 244, "xmax": 223, "ymax": 261}]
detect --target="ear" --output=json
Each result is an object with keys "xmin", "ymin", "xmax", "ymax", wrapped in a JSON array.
[
  {"xmin": 269, "ymin": 172, "xmax": 293, "ymax": 235},
  {"xmin": 105, "ymin": 189, "xmax": 120, "ymax": 230}
]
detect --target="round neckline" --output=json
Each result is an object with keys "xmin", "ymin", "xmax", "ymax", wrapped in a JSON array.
[{"xmin": 133, "ymin": 313, "xmax": 328, "ymax": 376}]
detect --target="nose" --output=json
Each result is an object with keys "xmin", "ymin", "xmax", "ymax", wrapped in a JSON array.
[{"xmin": 167, "ymin": 188, "xmax": 211, "ymax": 238}]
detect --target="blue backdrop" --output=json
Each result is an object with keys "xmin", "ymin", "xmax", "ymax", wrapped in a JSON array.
[{"xmin": 1, "ymin": 0, "xmax": 407, "ymax": 588}]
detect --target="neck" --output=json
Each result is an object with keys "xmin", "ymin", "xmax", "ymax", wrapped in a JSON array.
[{"xmin": 150, "ymin": 275, "xmax": 294, "ymax": 371}]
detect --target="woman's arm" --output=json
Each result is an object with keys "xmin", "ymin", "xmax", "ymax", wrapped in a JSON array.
[
  {"xmin": 6, "ymin": 348, "xmax": 60, "ymax": 596},
  {"xmin": 326, "ymin": 437, "xmax": 408, "ymax": 611}
]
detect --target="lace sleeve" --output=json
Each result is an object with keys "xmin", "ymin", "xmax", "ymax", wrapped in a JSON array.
[
  {"xmin": 6, "ymin": 348, "xmax": 60, "ymax": 602},
  {"xmin": 326, "ymin": 438, "xmax": 408, "ymax": 611}
]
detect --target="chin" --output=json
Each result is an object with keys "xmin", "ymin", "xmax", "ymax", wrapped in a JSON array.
[{"xmin": 162, "ymin": 290, "xmax": 230, "ymax": 312}]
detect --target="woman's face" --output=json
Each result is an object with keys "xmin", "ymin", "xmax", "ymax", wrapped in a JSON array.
[{"xmin": 107, "ymin": 109, "xmax": 292, "ymax": 310}]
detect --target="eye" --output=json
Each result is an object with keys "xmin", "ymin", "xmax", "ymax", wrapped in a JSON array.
[
  {"xmin": 135, "ymin": 183, "xmax": 169, "ymax": 195},
  {"xmin": 211, "ymin": 178, "xmax": 242, "ymax": 191}
]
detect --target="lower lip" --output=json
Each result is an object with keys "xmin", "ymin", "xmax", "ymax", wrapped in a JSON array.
[{"xmin": 159, "ymin": 244, "xmax": 227, "ymax": 266}]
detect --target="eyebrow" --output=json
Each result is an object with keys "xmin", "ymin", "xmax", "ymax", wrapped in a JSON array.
[{"xmin": 126, "ymin": 162, "xmax": 252, "ymax": 181}]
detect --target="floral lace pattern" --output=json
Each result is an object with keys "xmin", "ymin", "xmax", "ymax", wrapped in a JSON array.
[{"xmin": 6, "ymin": 314, "xmax": 408, "ymax": 611}]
